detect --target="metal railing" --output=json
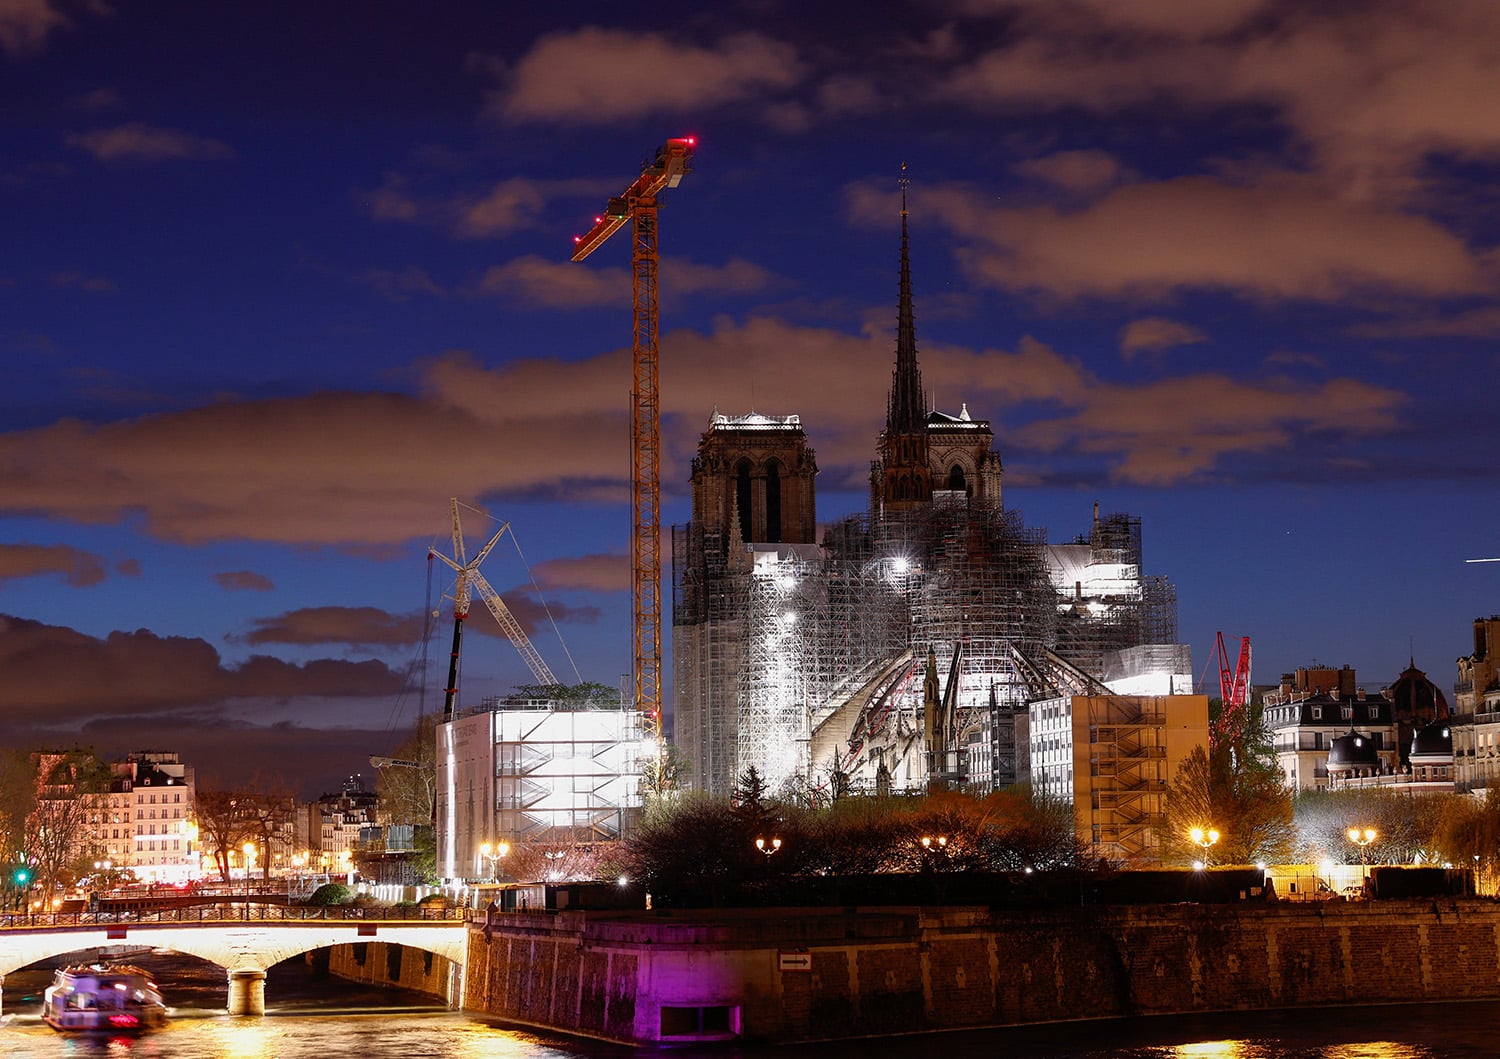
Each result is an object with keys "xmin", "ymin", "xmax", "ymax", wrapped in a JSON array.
[{"xmin": 0, "ymin": 901, "xmax": 467, "ymax": 930}]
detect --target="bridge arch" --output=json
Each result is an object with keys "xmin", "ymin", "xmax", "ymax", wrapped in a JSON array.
[{"xmin": 1, "ymin": 918, "xmax": 468, "ymax": 1016}]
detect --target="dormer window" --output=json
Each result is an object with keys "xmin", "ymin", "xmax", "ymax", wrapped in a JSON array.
[{"xmin": 1312, "ymin": 706, "xmax": 1323, "ymax": 720}]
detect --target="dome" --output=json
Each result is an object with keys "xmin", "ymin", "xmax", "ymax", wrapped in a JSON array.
[
  {"xmin": 1410, "ymin": 719, "xmax": 1453, "ymax": 761},
  {"xmin": 1389, "ymin": 662, "xmax": 1450, "ymax": 721},
  {"xmin": 1328, "ymin": 728, "xmax": 1381, "ymax": 770}
]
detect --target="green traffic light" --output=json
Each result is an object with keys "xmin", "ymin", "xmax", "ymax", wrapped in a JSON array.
[{"xmin": 13, "ymin": 867, "xmax": 31, "ymax": 886}]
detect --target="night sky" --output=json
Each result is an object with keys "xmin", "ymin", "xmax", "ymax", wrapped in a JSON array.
[{"xmin": 3, "ymin": 0, "xmax": 1498, "ymax": 798}]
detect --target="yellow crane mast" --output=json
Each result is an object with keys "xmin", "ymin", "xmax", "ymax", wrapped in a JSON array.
[{"xmin": 571, "ymin": 137, "xmax": 695, "ymax": 746}]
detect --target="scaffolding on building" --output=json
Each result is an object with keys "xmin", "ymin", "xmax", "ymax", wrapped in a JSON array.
[{"xmin": 673, "ymin": 483, "xmax": 1182, "ymax": 800}]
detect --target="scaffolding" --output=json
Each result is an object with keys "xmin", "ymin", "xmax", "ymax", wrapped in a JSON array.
[{"xmin": 672, "ymin": 492, "xmax": 1182, "ymax": 798}]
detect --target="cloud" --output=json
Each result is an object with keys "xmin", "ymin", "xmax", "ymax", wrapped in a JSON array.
[
  {"xmin": 1118, "ymin": 317, "xmax": 1208, "ymax": 360},
  {"xmin": 48, "ymin": 270, "xmax": 116, "ymax": 293},
  {"xmin": 215, "ymin": 570, "xmax": 274, "ymax": 591},
  {"xmin": 1013, "ymin": 150, "xmax": 1129, "ymax": 196},
  {"xmin": 470, "ymin": 255, "xmax": 784, "ymax": 309},
  {"xmin": 533, "ymin": 553, "xmax": 630, "ymax": 594},
  {"xmin": 490, "ymin": 27, "xmax": 806, "ymax": 124},
  {"xmin": 238, "ymin": 605, "xmax": 426, "ymax": 648},
  {"xmin": 0, "ymin": 542, "xmax": 107, "ymax": 586},
  {"xmin": 364, "ymin": 174, "xmax": 605, "ymax": 240},
  {"xmin": 1348, "ymin": 305, "xmax": 1500, "ymax": 339},
  {"xmin": 64, "ymin": 122, "xmax": 233, "ymax": 162},
  {"xmin": 468, "ymin": 591, "xmax": 602, "ymax": 641},
  {"xmin": 0, "ymin": 0, "xmax": 101, "ymax": 56},
  {"xmin": 936, "ymin": 2, "xmax": 1500, "ymax": 194},
  {"xmin": 0, "ymin": 614, "xmax": 409, "ymax": 724},
  {"xmin": 0, "ymin": 318, "xmax": 1412, "ymax": 549},
  {"xmin": 862, "ymin": 174, "xmax": 1491, "ymax": 303},
  {"xmin": 354, "ymin": 265, "xmax": 443, "ymax": 302}
]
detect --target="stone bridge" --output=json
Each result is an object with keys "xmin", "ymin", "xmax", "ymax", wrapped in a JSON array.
[{"xmin": 0, "ymin": 905, "xmax": 469, "ymax": 1016}]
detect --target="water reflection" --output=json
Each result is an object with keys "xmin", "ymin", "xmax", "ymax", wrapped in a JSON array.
[
  {"xmin": 1323, "ymin": 1045, "xmax": 1434, "ymax": 1059},
  {"xmin": 1172, "ymin": 1041, "xmax": 1254, "ymax": 1058}
]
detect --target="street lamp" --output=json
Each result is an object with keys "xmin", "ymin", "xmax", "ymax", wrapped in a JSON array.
[
  {"xmin": 755, "ymin": 836, "xmax": 782, "ymax": 858},
  {"xmin": 1347, "ymin": 826, "xmax": 1377, "ymax": 883},
  {"xmin": 1189, "ymin": 826, "xmax": 1220, "ymax": 869},
  {"xmin": 242, "ymin": 842, "xmax": 256, "ymax": 896},
  {"xmin": 479, "ymin": 840, "xmax": 510, "ymax": 882}
]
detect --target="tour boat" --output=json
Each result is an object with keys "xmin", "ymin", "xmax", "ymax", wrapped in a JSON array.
[{"xmin": 41, "ymin": 963, "xmax": 168, "ymax": 1032}]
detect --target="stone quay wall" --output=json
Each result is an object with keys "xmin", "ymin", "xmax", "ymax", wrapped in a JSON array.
[
  {"xmin": 325, "ymin": 941, "xmax": 454, "ymax": 1002},
  {"xmin": 462, "ymin": 900, "xmax": 1500, "ymax": 1045}
]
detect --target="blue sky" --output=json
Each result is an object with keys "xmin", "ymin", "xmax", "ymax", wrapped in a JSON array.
[{"xmin": 3, "ymin": 0, "xmax": 1498, "ymax": 797}]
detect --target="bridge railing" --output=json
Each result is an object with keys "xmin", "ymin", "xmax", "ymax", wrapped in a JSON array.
[{"xmin": 0, "ymin": 902, "xmax": 468, "ymax": 930}]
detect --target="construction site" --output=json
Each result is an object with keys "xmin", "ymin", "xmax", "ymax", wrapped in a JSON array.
[
  {"xmin": 435, "ymin": 139, "xmax": 1202, "ymax": 871},
  {"xmin": 672, "ymin": 171, "xmax": 1192, "ymax": 826}
]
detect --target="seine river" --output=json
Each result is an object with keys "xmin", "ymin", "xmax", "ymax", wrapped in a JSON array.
[{"xmin": 3, "ymin": 953, "xmax": 1498, "ymax": 1058}]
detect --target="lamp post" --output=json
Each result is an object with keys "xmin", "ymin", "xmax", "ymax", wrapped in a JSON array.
[
  {"xmin": 479, "ymin": 840, "xmax": 510, "ymax": 883},
  {"xmin": 1189, "ymin": 826, "xmax": 1220, "ymax": 869},
  {"xmin": 755, "ymin": 836, "xmax": 782, "ymax": 858},
  {"xmin": 242, "ymin": 842, "xmax": 256, "ymax": 896},
  {"xmin": 1347, "ymin": 827, "xmax": 1377, "ymax": 885}
]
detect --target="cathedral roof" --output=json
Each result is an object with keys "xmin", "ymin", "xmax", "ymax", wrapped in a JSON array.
[
  {"xmin": 927, "ymin": 403, "xmax": 991, "ymax": 430},
  {"xmin": 708, "ymin": 410, "xmax": 803, "ymax": 432}
]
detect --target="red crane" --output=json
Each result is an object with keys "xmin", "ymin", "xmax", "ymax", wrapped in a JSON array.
[
  {"xmin": 571, "ymin": 137, "xmax": 695, "ymax": 744},
  {"xmin": 1212, "ymin": 632, "xmax": 1252, "ymax": 748}
]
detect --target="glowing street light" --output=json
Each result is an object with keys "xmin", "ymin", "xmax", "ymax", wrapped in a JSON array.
[
  {"xmin": 1189, "ymin": 826, "xmax": 1220, "ymax": 869},
  {"xmin": 1347, "ymin": 827, "xmax": 1377, "ymax": 876},
  {"xmin": 479, "ymin": 840, "xmax": 510, "ymax": 882},
  {"xmin": 755, "ymin": 836, "xmax": 782, "ymax": 858}
]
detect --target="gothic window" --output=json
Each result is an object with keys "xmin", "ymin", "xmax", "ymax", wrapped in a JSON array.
[
  {"xmin": 765, "ymin": 460, "xmax": 782, "ymax": 543},
  {"xmin": 947, "ymin": 464, "xmax": 966, "ymax": 491}
]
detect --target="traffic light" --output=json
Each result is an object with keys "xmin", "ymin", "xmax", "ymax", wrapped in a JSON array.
[{"xmin": 12, "ymin": 865, "xmax": 31, "ymax": 887}]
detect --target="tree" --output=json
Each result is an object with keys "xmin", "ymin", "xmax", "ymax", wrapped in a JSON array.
[
  {"xmin": 194, "ymin": 789, "xmax": 256, "ymax": 883},
  {"xmin": 371, "ymin": 716, "xmax": 440, "ymax": 884},
  {"xmin": 1163, "ymin": 731, "xmax": 1296, "ymax": 867},
  {"xmin": 25, "ymin": 749, "xmax": 112, "ymax": 902},
  {"xmin": 1295, "ymin": 787, "xmax": 1450, "ymax": 867}
]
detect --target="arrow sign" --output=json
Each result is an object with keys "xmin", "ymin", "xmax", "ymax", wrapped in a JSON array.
[{"xmin": 778, "ymin": 950, "xmax": 812, "ymax": 972}]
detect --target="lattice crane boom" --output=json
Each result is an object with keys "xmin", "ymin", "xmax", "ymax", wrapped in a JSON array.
[
  {"xmin": 1211, "ymin": 631, "xmax": 1252, "ymax": 748},
  {"xmin": 431, "ymin": 498, "xmax": 560, "ymax": 718},
  {"xmin": 570, "ymin": 137, "xmax": 695, "ymax": 741}
]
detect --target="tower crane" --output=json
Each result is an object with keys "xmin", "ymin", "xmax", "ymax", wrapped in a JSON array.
[
  {"xmin": 431, "ymin": 498, "xmax": 558, "ymax": 722},
  {"xmin": 570, "ymin": 136, "xmax": 695, "ymax": 743},
  {"xmin": 1211, "ymin": 631, "xmax": 1252, "ymax": 749}
]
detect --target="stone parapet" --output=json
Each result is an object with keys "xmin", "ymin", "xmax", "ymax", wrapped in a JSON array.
[{"xmin": 462, "ymin": 900, "xmax": 1500, "ymax": 1045}]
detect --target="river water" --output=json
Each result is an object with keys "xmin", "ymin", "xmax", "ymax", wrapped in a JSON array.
[{"xmin": 3, "ymin": 952, "xmax": 1497, "ymax": 1058}]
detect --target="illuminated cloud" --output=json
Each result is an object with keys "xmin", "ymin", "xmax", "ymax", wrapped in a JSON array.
[
  {"xmin": 0, "ymin": 614, "xmax": 408, "ymax": 722},
  {"xmin": 867, "ymin": 175, "xmax": 1490, "ymax": 302},
  {"xmin": 1013, "ymin": 150, "xmax": 1129, "ymax": 196},
  {"xmin": 64, "ymin": 122, "xmax": 234, "ymax": 162},
  {"xmin": 0, "ymin": 542, "xmax": 108, "ymax": 586},
  {"xmin": 468, "ymin": 592, "xmax": 603, "ymax": 641},
  {"xmin": 365, "ymin": 174, "xmax": 605, "ymax": 239},
  {"xmin": 533, "ymin": 553, "xmax": 631, "ymax": 594},
  {"xmin": 491, "ymin": 27, "xmax": 806, "ymax": 123},
  {"xmin": 0, "ymin": 318, "xmax": 1413, "ymax": 548},
  {"xmin": 215, "ymin": 570, "xmax": 274, "ymax": 591},
  {"xmin": 0, "ymin": 0, "xmax": 97, "ymax": 56},
  {"xmin": 238, "ymin": 605, "xmax": 425, "ymax": 648},
  {"xmin": 937, "ymin": 2, "xmax": 1500, "ymax": 191},
  {"xmin": 471, "ymin": 255, "xmax": 784, "ymax": 308},
  {"xmin": 1118, "ymin": 317, "xmax": 1208, "ymax": 360}
]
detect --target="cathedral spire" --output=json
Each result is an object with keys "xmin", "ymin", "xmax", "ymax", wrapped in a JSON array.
[
  {"xmin": 874, "ymin": 163, "xmax": 932, "ymax": 510},
  {"xmin": 888, "ymin": 162, "xmax": 925, "ymax": 435}
]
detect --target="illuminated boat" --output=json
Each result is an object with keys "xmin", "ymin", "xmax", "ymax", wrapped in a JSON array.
[{"xmin": 41, "ymin": 963, "xmax": 168, "ymax": 1032}]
